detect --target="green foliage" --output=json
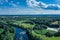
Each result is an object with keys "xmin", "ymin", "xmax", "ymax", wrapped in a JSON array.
[
  {"xmin": 34, "ymin": 24, "xmax": 47, "ymax": 30},
  {"xmin": 0, "ymin": 25, "xmax": 15, "ymax": 40},
  {"xmin": 0, "ymin": 16, "xmax": 60, "ymax": 40}
]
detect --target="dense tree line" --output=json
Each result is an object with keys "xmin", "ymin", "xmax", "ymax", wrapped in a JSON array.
[{"xmin": 0, "ymin": 23, "xmax": 15, "ymax": 40}]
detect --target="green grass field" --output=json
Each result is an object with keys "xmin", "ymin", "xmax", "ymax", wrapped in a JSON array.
[
  {"xmin": 13, "ymin": 20, "xmax": 35, "ymax": 29},
  {"xmin": 31, "ymin": 30, "xmax": 60, "ymax": 40}
]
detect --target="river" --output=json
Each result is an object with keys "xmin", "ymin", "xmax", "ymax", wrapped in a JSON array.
[{"xmin": 14, "ymin": 27, "xmax": 29, "ymax": 40}]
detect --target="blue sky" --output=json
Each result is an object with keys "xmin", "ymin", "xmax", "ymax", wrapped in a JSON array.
[
  {"xmin": 0, "ymin": 0, "xmax": 27, "ymax": 7},
  {"xmin": 0, "ymin": 0, "xmax": 60, "ymax": 15},
  {"xmin": 0, "ymin": 0, "xmax": 58, "ymax": 7},
  {"xmin": 36, "ymin": 0, "xmax": 55, "ymax": 4}
]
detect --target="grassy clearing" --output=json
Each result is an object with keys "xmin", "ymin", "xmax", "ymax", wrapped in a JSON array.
[
  {"xmin": 34, "ymin": 30, "xmax": 48, "ymax": 35},
  {"xmin": 34, "ymin": 29, "xmax": 56, "ymax": 35},
  {"xmin": 51, "ymin": 21, "xmax": 58, "ymax": 25},
  {"xmin": 13, "ymin": 20, "xmax": 35, "ymax": 29},
  {"xmin": 31, "ymin": 30, "xmax": 60, "ymax": 40}
]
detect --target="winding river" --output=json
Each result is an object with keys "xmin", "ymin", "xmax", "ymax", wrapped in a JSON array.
[{"xmin": 14, "ymin": 27, "xmax": 29, "ymax": 40}]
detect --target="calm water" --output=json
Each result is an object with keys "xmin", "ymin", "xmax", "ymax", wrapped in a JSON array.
[{"xmin": 15, "ymin": 27, "xmax": 28, "ymax": 40}]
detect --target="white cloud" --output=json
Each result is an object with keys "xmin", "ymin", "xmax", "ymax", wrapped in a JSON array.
[
  {"xmin": 26, "ymin": 0, "xmax": 60, "ymax": 10},
  {"xmin": 26, "ymin": 0, "xmax": 40, "ymax": 7},
  {"xmin": 9, "ymin": 1, "xmax": 17, "ymax": 7},
  {"xmin": 11, "ymin": 3, "xmax": 17, "ymax": 7}
]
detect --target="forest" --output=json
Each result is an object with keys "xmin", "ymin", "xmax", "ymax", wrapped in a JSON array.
[{"xmin": 0, "ymin": 15, "xmax": 60, "ymax": 40}]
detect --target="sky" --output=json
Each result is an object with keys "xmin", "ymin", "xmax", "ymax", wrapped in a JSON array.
[{"xmin": 0, "ymin": 0, "xmax": 60, "ymax": 15}]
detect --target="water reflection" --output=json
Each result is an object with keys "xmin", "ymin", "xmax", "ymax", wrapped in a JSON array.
[{"xmin": 15, "ymin": 27, "xmax": 28, "ymax": 40}]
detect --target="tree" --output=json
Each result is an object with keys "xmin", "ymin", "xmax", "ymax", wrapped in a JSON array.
[
  {"xmin": 45, "ymin": 32, "xmax": 53, "ymax": 37},
  {"xmin": 57, "ymin": 29, "xmax": 60, "ymax": 36},
  {"xmin": 33, "ymin": 24, "xmax": 47, "ymax": 30}
]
